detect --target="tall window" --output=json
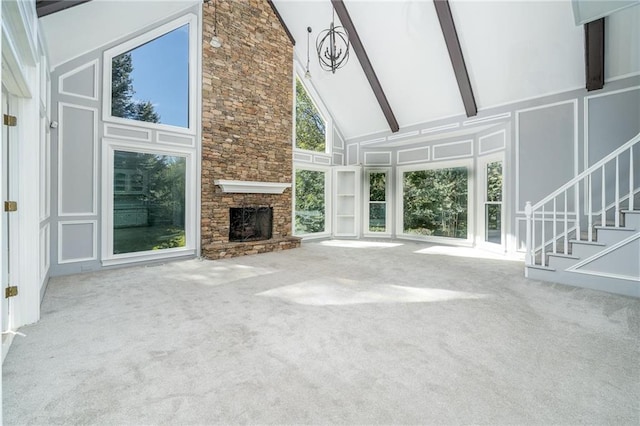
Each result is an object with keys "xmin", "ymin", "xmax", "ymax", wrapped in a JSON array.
[
  {"xmin": 105, "ymin": 15, "xmax": 195, "ymax": 131},
  {"xmin": 402, "ymin": 166, "xmax": 469, "ymax": 239},
  {"xmin": 295, "ymin": 79, "xmax": 326, "ymax": 152},
  {"xmin": 113, "ymin": 151, "xmax": 186, "ymax": 254},
  {"xmin": 366, "ymin": 171, "xmax": 388, "ymax": 233},
  {"xmin": 484, "ymin": 161, "xmax": 503, "ymax": 244},
  {"xmin": 294, "ymin": 169, "xmax": 327, "ymax": 235}
]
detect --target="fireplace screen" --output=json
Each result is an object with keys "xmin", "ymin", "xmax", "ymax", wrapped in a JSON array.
[{"xmin": 229, "ymin": 207, "xmax": 273, "ymax": 242}]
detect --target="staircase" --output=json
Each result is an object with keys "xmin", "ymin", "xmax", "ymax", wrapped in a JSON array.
[{"xmin": 524, "ymin": 133, "xmax": 640, "ymax": 298}]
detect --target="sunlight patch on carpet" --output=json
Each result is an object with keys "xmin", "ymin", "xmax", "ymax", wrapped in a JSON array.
[
  {"xmin": 256, "ymin": 278, "xmax": 487, "ymax": 306},
  {"xmin": 172, "ymin": 263, "xmax": 278, "ymax": 286},
  {"xmin": 414, "ymin": 245, "xmax": 522, "ymax": 262},
  {"xmin": 320, "ymin": 240, "xmax": 404, "ymax": 249}
]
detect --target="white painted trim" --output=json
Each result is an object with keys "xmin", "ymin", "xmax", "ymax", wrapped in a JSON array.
[
  {"xmin": 214, "ymin": 180, "xmax": 291, "ymax": 194},
  {"xmin": 101, "ymin": 139, "xmax": 197, "ymax": 266},
  {"xmin": 57, "ymin": 102, "xmax": 98, "ymax": 217},
  {"xmin": 293, "ymin": 151, "xmax": 313, "ymax": 163},
  {"xmin": 57, "ymin": 220, "xmax": 98, "ymax": 264},
  {"xmin": 347, "ymin": 143, "xmax": 359, "ymax": 166},
  {"xmin": 333, "ymin": 130, "xmax": 344, "ymax": 149},
  {"xmin": 432, "ymin": 139, "xmax": 474, "ymax": 161},
  {"xmin": 58, "ymin": 59, "xmax": 99, "ymax": 101},
  {"xmin": 584, "ymin": 85, "xmax": 640, "ymax": 172},
  {"xmin": 567, "ymin": 232, "xmax": 640, "ymax": 277},
  {"xmin": 333, "ymin": 152, "xmax": 344, "ymax": 166},
  {"xmin": 104, "ymin": 123, "xmax": 152, "ymax": 142},
  {"xmin": 396, "ymin": 158, "xmax": 475, "ymax": 245},
  {"xmin": 364, "ymin": 151, "xmax": 392, "ymax": 166},
  {"xmin": 156, "ymin": 132, "xmax": 195, "ymax": 147},
  {"xmin": 333, "ymin": 166, "xmax": 361, "ymax": 238},
  {"xmin": 314, "ymin": 155, "xmax": 332, "ymax": 165},
  {"xmin": 463, "ymin": 112, "xmax": 511, "ymax": 127},
  {"xmin": 397, "ymin": 146, "xmax": 430, "ymax": 165},
  {"xmin": 39, "ymin": 223, "xmax": 50, "ymax": 283},
  {"xmin": 476, "ymin": 153, "xmax": 506, "ymax": 252},
  {"xmin": 478, "ymin": 129, "xmax": 506, "ymax": 156},
  {"xmin": 102, "ymin": 13, "xmax": 198, "ymax": 136},
  {"xmin": 421, "ymin": 122, "xmax": 460, "ymax": 134},
  {"xmin": 363, "ymin": 167, "xmax": 392, "ymax": 237},
  {"xmin": 515, "ymin": 99, "xmax": 578, "ymax": 212},
  {"xmin": 387, "ymin": 130, "xmax": 419, "ymax": 141},
  {"xmin": 292, "ymin": 165, "xmax": 332, "ymax": 239},
  {"xmin": 605, "ymin": 71, "xmax": 640, "ymax": 83},
  {"xmin": 360, "ymin": 137, "xmax": 387, "ymax": 146}
]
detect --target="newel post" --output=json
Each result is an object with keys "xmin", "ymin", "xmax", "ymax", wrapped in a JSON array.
[{"xmin": 525, "ymin": 202, "xmax": 533, "ymax": 265}]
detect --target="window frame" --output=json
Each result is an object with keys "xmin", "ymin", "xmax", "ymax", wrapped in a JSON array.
[
  {"xmin": 101, "ymin": 139, "xmax": 197, "ymax": 266},
  {"xmin": 477, "ymin": 153, "xmax": 506, "ymax": 252},
  {"xmin": 292, "ymin": 165, "xmax": 332, "ymax": 239},
  {"xmin": 396, "ymin": 159, "xmax": 474, "ymax": 245},
  {"xmin": 363, "ymin": 167, "xmax": 391, "ymax": 237},
  {"xmin": 293, "ymin": 64, "xmax": 333, "ymax": 155},
  {"xmin": 102, "ymin": 14, "xmax": 198, "ymax": 135}
]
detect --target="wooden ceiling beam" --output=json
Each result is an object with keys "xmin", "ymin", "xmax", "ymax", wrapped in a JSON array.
[
  {"xmin": 585, "ymin": 18, "xmax": 605, "ymax": 91},
  {"xmin": 433, "ymin": 0, "xmax": 477, "ymax": 117},
  {"xmin": 36, "ymin": 0, "xmax": 93, "ymax": 18},
  {"xmin": 331, "ymin": 0, "xmax": 400, "ymax": 133}
]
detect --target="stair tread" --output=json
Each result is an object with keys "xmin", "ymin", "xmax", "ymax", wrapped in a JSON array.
[
  {"xmin": 594, "ymin": 225, "xmax": 635, "ymax": 231},
  {"xmin": 526, "ymin": 264, "xmax": 556, "ymax": 272},
  {"xmin": 547, "ymin": 253, "xmax": 579, "ymax": 259},
  {"xmin": 569, "ymin": 239, "xmax": 605, "ymax": 246}
]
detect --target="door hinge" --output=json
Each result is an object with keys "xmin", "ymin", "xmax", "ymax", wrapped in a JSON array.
[
  {"xmin": 4, "ymin": 201, "xmax": 17, "ymax": 212},
  {"xmin": 3, "ymin": 114, "xmax": 17, "ymax": 127},
  {"xmin": 5, "ymin": 286, "xmax": 18, "ymax": 299}
]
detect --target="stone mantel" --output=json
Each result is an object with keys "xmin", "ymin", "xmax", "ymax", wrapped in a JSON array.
[{"xmin": 214, "ymin": 180, "xmax": 292, "ymax": 194}]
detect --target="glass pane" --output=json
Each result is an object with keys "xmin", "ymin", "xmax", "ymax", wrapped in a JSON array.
[
  {"xmin": 295, "ymin": 169, "xmax": 325, "ymax": 234},
  {"xmin": 295, "ymin": 79, "xmax": 326, "ymax": 152},
  {"xmin": 487, "ymin": 161, "xmax": 503, "ymax": 202},
  {"xmin": 485, "ymin": 204, "xmax": 502, "ymax": 244},
  {"xmin": 113, "ymin": 151, "xmax": 186, "ymax": 254},
  {"xmin": 369, "ymin": 203, "xmax": 386, "ymax": 232},
  {"xmin": 111, "ymin": 25, "xmax": 189, "ymax": 128},
  {"xmin": 369, "ymin": 172, "xmax": 386, "ymax": 201},
  {"xmin": 403, "ymin": 167, "xmax": 468, "ymax": 239}
]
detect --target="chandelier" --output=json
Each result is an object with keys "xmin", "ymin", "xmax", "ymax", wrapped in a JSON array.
[{"xmin": 316, "ymin": 10, "xmax": 349, "ymax": 74}]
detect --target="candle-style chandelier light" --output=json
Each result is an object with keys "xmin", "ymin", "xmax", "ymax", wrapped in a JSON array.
[{"xmin": 315, "ymin": 9, "xmax": 349, "ymax": 74}]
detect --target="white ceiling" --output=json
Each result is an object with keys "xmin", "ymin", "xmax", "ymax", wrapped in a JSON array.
[
  {"xmin": 39, "ymin": 0, "xmax": 640, "ymax": 141},
  {"xmin": 40, "ymin": 0, "xmax": 200, "ymax": 70},
  {"xmin": 274, "ymin": 0, "xmax": 639, "ymax": 140}
]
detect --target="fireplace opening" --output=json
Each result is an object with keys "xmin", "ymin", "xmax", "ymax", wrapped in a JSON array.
[{"xmin": 229, "ymin": 206, "xmax": 273, "ymax": 242}]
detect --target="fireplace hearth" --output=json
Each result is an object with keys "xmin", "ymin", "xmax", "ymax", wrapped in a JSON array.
[{"xmin": 229, "ymin": 206, "xmax": 273, "ymax": 242}]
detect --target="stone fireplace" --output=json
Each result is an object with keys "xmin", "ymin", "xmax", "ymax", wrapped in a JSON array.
[
  {"xmin": 229, "ymin": 207, "xmax": 273, "ymax": 242},
  {"xmin": 200, "ymin": 0, "xmax": 300, "ymax": 259}
]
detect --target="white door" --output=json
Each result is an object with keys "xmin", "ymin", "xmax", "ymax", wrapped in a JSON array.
[
  {"xmin": 1, "ymin": 88, "xmax": 15, "ymax": 335},
  {"xmin": 478, "ymin": 154, "xmax": 505, "ymax": 252}
]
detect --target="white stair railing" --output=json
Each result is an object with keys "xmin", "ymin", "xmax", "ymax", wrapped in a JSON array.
[{"xmin": 525, "ymin": 132, "xmax": 640, "ymax": 267}]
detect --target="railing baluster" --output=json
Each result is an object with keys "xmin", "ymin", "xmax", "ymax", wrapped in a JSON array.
[
  {"xmin": 563, "ymin": 191, "xmax": 568, "ymax": 254},
  {"xmin": 541, "ymin": 205, "xmax": 546, "ymax": 264},
  {"xmin": 615, "ymin": 156, "xmax": 620, "ymax": 227},
  {"xmin": 630, "ymin": 145, "xmax": 635, "ymax": 211},
  {"xmin": 532, "ymin": 209, "xmax": 536, "ymax": 265},
  {"xmin": 525, "ymin": 202, "xmax": 533, "ymax": 265},
  {"xmin": 553, "ymin": 198, "xmax": 557, "ymax": 253},
  {"xmin": 601, "ymin": 165, "xmax": 606, "ymax": 228},
  {"xmin": 575, "ymin": 182, "xmax": 581, "ymax": 241},
  {"xmin": 588, "ymin": 174, "xmax": 593, "ymax": 241}
]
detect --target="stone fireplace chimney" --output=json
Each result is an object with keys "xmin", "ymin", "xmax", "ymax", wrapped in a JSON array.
[{"xmin": 200, "ymin": 0, "xmax": 300, "ymax": 259}]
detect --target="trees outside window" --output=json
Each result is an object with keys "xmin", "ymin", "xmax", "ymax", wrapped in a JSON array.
[
  {"xmin": 294, "ymin": 169, "xmax": 326, "ymax": 234},
  {"xmin": 295, "ymin": 79, "xmax": 326, "ymax": 152}
]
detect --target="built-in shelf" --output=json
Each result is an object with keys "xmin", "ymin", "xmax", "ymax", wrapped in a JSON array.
[{"xmin": 214, "ymin": 180, "xmax": 291, "ymax": 194}]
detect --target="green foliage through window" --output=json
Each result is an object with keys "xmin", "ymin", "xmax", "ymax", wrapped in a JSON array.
[
  {"xmin": 403, "ymin": 167, "xmax": 468, "ymax": 239},
  {"xmin": 295, "ymin": 79, "xmax": 326, "ymax": 152},
  {"xmin": 112, "ymin": 52, "xmax": 161, "ymax": 124},
  {"xmin": 295, "ymin": 169, "xmax": 326, "ymax": 234}
]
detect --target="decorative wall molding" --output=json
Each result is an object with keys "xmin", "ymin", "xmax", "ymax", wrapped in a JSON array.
[
  {"xmin": 360, "ymin": 137, "xmax": 387, "ymax": 146},
  {"xmin": 364, "ymin": 151, "xmax": 392, "ymax": 166},
  {"xmin": 58, "ymin": 59, "xmax": 99, "ymax": 101},
  {"xmin": 104, "ymin": 123, "xmax": 152, "ymax": 142},
  {"xmin": 387, "ymin": 130, "xmax": 419, "ymax": 141},
  {"xmin": 347, "ymin": 144, "xmax": 359, "ymax": 165},
  {"xmin": 478, "ymin": 129, "xmax": 506, "ymax": 155},
  {"xmin": 293, "ymin": 152, "xmax": 313, "ymax": 163},
  {"xmin": 397, "ymin": 146, "xmax": 430, "ymax": 165},
  {"xmin": 333, "ymin": 152, "xmax": 344, "ymax": 166},
  {"xmin": 58, "ymin": 220, "xmax": 98, "ymax": 264},
  {"xmin": 463, "ymin": 112, "xmax": 511, "ymax": 127},
  {"xmin": 156, "ymin": 131, "xmax": 196, "ymax": 147},
  {"xmin": 314, "ymin": 155, "xmax": 332, "ymax": 165},
  {"xmin": 40, "ymin": 223, "xmax": 50, "ymax": 282},
  {"xmin": 421, "ymin": 122, "xmax": 460, "ymax": 134},
  {"xmin": 432, "ymin": 139, "xmax": 474, "ymax": 160},
  {"xmin": 58, "ymin": 102, "xmax": 98, "ymax": 217}
]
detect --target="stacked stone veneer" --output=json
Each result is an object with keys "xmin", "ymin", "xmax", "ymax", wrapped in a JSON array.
[{"xmin": 201, "ymin": 0, "xmax": 300, "ymax": 259}]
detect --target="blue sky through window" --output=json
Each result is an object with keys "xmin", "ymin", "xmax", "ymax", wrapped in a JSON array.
[{"xmin": 128, "ymin": 24, "xmax": 189, "ymax": 128}]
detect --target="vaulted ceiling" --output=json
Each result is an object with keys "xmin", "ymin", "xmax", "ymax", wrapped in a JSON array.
[{"xmin": 38, "ymin": 0, "xmax": 640, "ymax": 141}]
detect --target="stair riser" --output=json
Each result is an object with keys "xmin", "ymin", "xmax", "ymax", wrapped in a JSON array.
[
  {"xmin": 570, "ymin": 243, "xmax": 605, "ymax": 258},
  {"xmin": 547, "ymin": 255, "xmax": 579, "ymax": 271},
  {"xmin": 594, "ymin": 228, "xmax": 637, "ymax": 245},
  {"xmin": 622, "ymin": 212, "xmax": 640, "ymax": 230}
]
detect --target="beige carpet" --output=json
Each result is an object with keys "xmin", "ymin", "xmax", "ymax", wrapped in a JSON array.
[{"xmin": 3, "ymin": 240, "xmax": 639, "ymax": 424}]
